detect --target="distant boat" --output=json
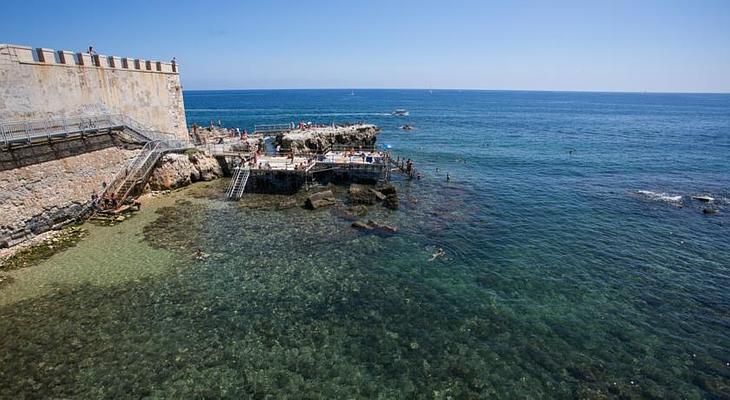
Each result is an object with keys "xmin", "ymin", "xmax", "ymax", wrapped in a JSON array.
[
  {"xmin": 350, "ymin": 90, "xmax": 355, "ymax": 96},
  {"xmin": 392, "ymin": 109, "xmax": 409, "ymax": 116}
]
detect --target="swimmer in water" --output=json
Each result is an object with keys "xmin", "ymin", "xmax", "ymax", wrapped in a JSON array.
[
  {"xmin": 446, "ymin": 173, "xmax": 450, "ymax": 182},
  {"xmin": 429, "ymin": 247, "xmax": 445, "ymax": 261},
  {"xmin": 195, "ymin": 248, "xmax": 209, "ymax": 260}
]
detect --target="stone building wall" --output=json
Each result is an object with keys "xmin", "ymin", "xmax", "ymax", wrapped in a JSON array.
[
  {"xmin": 0, "ymin": 146, "xmax": 139, "ymax": 246},
  {"xmin": 0, "ymin": 44, "xmax": 187, "ymax": 139}
]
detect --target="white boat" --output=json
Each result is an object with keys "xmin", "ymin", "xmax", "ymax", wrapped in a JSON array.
[
  {"xmin": 392, "ymin": 109, "xmax": 409, "ymax": 116},
  {"xmin": 691, "ymin": 195, "xmax": 714, "ymax": 202}
]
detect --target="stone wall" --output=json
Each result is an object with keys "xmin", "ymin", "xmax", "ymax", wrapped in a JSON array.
[
  {"xmin": 0, "ymin": 132, "xmax": 131, "ymax": 171},
  {"xmin": 0, "ymin": 44, "xmax": 187, "ymax": 139},
  {"xmin": 0, "ymin": 146, "xmax": 139, "ymax": 247}
]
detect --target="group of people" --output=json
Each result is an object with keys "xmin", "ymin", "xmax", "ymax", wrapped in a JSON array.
[
  {"xmin": 91, "ymin": 190, "xmax": 119, "ymax": 210},
  {"xmin": 230, "ymin": 127, "xmax": 249, "ymax": 139},
  {"xmin": 395, "ymin": 157, "xmax": 419, "ymax": 179}
]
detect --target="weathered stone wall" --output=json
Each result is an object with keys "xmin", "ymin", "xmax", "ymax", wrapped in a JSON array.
[
  {"xmin": 0, "ymin": 132, "xmax": 132, "ymax": 171},
  {"xmin": 147, "ymin": 151, "xmax": 223, "ymax": 190},
  {"xmin": 0, "ymin": 44, "xmax": 187, "ymax": 139},
  {"xmin": 0, "ymin": 146, "xmax": 139, "ymax": 246}
]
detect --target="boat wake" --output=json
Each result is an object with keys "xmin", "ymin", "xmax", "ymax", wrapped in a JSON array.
[{"xmin": 634, "ymin": 190, "xmax": 683, "ymax": 205}]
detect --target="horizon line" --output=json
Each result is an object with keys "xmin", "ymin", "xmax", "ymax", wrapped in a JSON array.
[{"xmin": 181, "ymin": 87, "xmax": 730, "ymax": 95}]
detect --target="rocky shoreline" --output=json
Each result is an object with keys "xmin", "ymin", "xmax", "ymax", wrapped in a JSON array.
[
  {"xmin": 0, "ymin": 122, "xmax": 387, "ymax": 259},
  {"xmin": 277, "ymin": 124, "xmax": 379, "ymax": 152},
  {"xmin": 147, "ymin": 149, "xmax": 223, "ymax": 191}
]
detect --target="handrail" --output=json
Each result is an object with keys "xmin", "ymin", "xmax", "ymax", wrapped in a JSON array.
[
  {"xmin": 253, "ymin": 124, "xmax": 291, "ymax": 134},
  {"xmin": 0, "ymin": 113, "xmax": 179, "ymax": 148}
]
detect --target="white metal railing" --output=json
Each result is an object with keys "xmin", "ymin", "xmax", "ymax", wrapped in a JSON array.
[
  {"xmin": 101, "ymin": 138, "xmax": 193, "ymax": 203},
  {"xmin": 0, "ymin": 113, "xmax": 179, "ymax": 147},
  {"xmin": 253, "ymin": 124, "xmax": 291, "ymax": 134},
  {"xmin": 226, "ymin": 166, "xmax": 250, "ymax": 200}
]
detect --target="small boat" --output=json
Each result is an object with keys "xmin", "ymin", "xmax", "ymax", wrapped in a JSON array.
[
  {"xmin": 392, "ymin": 109, "xmax": 409, "ymax": 116},
  {"xmin": 691, "ymin": 195, "xmax": 714, "ymax": 202}
]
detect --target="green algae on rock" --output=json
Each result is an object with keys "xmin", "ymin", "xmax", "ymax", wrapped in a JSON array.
[
  {"xmin": 0, "ymin": 226, "xmax": 88, "ymax": 272},
  {"xmin": 143, "ymin": 199, "xmax": 208, "ymax": 252}
]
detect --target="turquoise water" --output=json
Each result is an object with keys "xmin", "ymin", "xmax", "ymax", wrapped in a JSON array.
[{"xmin": 2, "ymin": 90, "xmax": 729, "ymax": 398}]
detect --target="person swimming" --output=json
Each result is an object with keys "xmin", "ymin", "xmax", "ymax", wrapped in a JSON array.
[
  {"xmin": 195, "ymin": 248, "xmax": 209, "ymax": 260},
  {"xmin": 429, "ymin": 247, "xmax": 445, "ymax": 261}
]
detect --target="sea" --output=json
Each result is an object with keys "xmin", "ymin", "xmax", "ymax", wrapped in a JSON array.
[{"xmin": 1, "ymin": 90, "xmax": 729, "ymax": 398}]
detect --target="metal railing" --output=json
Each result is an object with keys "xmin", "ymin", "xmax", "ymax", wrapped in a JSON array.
[
  {"xmin": 329, "ymin": 144, "xmax": 379, "ymax": 152},
  {"xmin": 253, "ymin": 124, "xmax": 292, "ymax": 134},
  {"xmin": 101, "ymin": 138, "xmax": 193, "ymax": 204},
  {"xmin": 0, "ymin": 113, "xmax": 178, "ymax": 148}
]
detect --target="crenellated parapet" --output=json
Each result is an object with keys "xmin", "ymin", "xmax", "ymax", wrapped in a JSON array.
[
  {"xmin": 0, "ymin": 43, "xmax": 187, "ymax": 140},
  {"xmin": 1, "ymin": 44, "xmax": 179, "ymax": 74}
]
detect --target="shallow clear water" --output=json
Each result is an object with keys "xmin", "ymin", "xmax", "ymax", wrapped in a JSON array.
[{"xmin": 1, "ymin": 90, "xmax": 729, "ymax": 398}]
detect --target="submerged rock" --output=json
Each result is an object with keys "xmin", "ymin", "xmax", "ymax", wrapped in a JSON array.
[
  {"xmin": 0, "ymin": 273, "xmax": 13, "ymax": 288},
  {"xmin": 383, "ymin": 194, "xmax": 399, "ymax": 210},
  {"xmin": 351, "ymin": 220, "xmax": 397, "ymax": 234},
  {"xmin": 378, "ymin": 184, "xmax": 397, "ymax": 196},
  {"xmin": 370, "ymin": 189, "xmax": 386, "ymax": 201},
  {"xmin": 351, "ymin": 220, "xmax": 371, "ymax": 230},
  {"xmin": 346, "ymin": 205, "xmax": 369, "ymax": 217},
  {"xmin": 277, "ymin": 198, "xmax": 299, "ymax": 210},
  {"xmin": 305, "ymin": 190, "xmax": 336, "ymax": 210},
  {"xmin": 0, "ymin": 226, "xmax": 88, "ymax": 271},
  {"xmin": 348, "ymin": 184, "xmax": 376, "ymax": 205}
]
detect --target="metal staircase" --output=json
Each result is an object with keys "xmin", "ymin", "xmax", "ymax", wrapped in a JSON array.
[
  {"xmin": 226, "ymin": 166, "xmax": 250, "ymax": 200},
  {"xmin": 103, "ymin": 139, "xmax": 191, "ymax": 205}
]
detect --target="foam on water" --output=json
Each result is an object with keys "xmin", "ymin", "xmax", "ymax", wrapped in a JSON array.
[{"xmin": 635, "ymin": 190, "xmax": 684, "ymax": 204}]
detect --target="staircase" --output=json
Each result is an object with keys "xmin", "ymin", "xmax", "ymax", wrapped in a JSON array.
[
  {"xmin": 104, "ymin": 139, "xmax": 190, "ymax": 205},
  {"xmin": 226, "ymin": 166, "xmax": 250, "ymax": 200}
]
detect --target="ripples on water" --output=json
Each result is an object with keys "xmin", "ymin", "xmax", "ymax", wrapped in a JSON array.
[{"xmin": 1, "ymin": 90, "xmax": 729, "ymax": 398}]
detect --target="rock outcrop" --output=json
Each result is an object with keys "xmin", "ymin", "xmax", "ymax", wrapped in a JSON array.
[
  {"xmin": 378, "ymin": 184, "xmax": 399, "ymax": 210},
  {"xmin": 348, "ymin": 183, "xmax": 376, "ymax": 205},
  {"xmin": 278, "ymin": 124, "xmax": 379, "ymax": 153},
  {"xmin": 147, "ymin": 150, "xmax": 223, "ymax": 191},
  {"xmin": 305, "ymin": 190, "xmax": 336, "ymax": 210}
]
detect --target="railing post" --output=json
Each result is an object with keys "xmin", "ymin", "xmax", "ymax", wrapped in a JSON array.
[{"xmin": 25, "ymin": 122, "xmax": 31, "ymax": 144}]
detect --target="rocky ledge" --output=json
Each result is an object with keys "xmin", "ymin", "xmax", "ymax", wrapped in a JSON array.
[
  {"xmin": 278, "ymin": 124, "xmax": 380, "ymax": 153},
  {"xmin": 147, "ymin": 150, "xmax": 223, "ymax": 191}
]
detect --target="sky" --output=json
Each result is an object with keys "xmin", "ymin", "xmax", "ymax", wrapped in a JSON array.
[{"xmin": 1, "ymin": 0, "xmax": 729, "ymax": 92}]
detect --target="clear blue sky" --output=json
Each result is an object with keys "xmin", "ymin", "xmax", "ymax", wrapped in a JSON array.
[{"xmin": 2, "ymin": 0, "xmax": 729, "ymax": 92}]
